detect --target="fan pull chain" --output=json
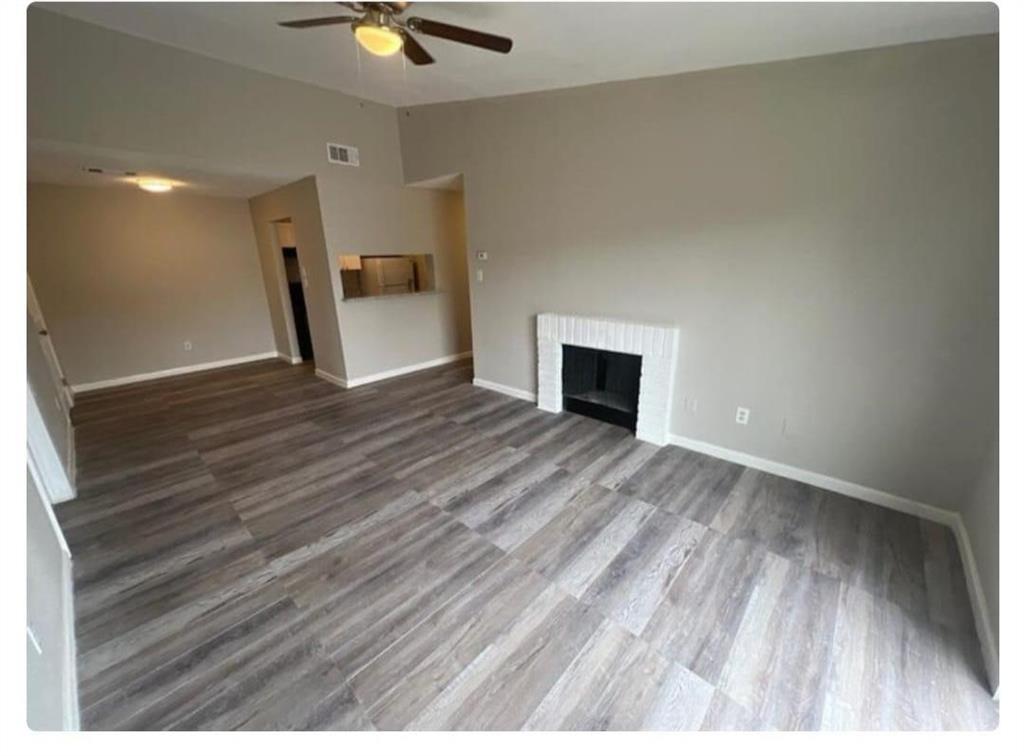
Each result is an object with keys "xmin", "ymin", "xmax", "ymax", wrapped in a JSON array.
[
  {"xmin": 354, "ymin": 40, "xmax": 364, "ymax": 97},
  {"xmin": 401, "ymin": 41, "xmax": 409, "ymax": 89}
]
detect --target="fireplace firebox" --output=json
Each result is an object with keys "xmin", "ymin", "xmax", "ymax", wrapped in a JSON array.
[{"xmin": 561, "ymin": 344, "xmax": 642, "ymax": 432}]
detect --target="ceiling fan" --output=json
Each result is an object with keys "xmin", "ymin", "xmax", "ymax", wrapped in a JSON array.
[{"xmin": 278, "ymin": 2, "xmax": 513, "ymax": 65}]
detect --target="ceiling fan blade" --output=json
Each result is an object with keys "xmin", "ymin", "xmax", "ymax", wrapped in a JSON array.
[
  {"xmin": 279, "ymin": 15, "xmax": 358, "ymax": 29},
  {"xmin": 401, "ymin": 31, "xmax": 434, "ymax": 65},
  {"xmin": 406, "ymin": 17, "xmax": 513, "ymax": 54},
  {"xmin": 337, "ymin": 2, "xmax": 407, "ymax": 12}
]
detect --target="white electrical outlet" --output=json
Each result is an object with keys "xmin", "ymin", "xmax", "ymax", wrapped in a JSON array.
[
  {"xmin": 688, "ymin": 397, "xmax": 699, "ymax": 413},
  {"xmin": 735, "ymin": 406, "xmax": 750, "ymax": 425},
  {"xmin": 184, "ymin": 340, "xmax": 193, "ymax": 352},
  {"xmin": 476, "ymin": 269, "xmax": 484, "ymax": 283}
]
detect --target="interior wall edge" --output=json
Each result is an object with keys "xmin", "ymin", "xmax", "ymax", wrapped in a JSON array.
[
  {"xmin": 314, "ymin": 367, "xmax": 348, "ymax": 389},
  {"xmin": 26, "ymin": 450, "xmax": 80, "ymax": 730},
  {"xmin": 65, "ymin": 423, "xmax": 76, "ymax": 493},
  {"xmin": 26, "ymin": 387, "xmax": 75, "ymax": 504}
]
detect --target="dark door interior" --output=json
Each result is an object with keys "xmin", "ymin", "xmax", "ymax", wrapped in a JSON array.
[{"xmin": 282, "ymin": 247, "xmax": 314, "ymax": 362}]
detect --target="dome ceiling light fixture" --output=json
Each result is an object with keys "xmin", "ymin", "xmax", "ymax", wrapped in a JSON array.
[
  {"xmin": 136, "ymin": 178, "xmax": 175, "ymax": 193},
  {"xmin": 353, "ymin": 20, "xmax": 403, "ymax": 57},
  {"xmin": 278, "ymin": 2, "xmax": 513, "ymax": 66}
]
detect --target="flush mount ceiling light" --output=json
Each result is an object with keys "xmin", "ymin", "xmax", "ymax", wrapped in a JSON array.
[
  {"xmin": 279, "ymin": 3, "xmax": 513, "ymax": 67},
  {"xmin": 137, "ymin": 178, "xmax": 174, "ymax": 193}
]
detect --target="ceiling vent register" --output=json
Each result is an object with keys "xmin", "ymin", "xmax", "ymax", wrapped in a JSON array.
[{"xmin": 327, "ymin": 143, "xmax": 360, "ymax": 167}]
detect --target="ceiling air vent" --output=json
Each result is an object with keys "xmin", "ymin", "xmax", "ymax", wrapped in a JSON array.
[{"xmin": 326, "ymin": 143, "xmax": 360, "ymax": 167}]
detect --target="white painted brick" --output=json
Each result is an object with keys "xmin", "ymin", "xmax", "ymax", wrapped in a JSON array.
[{"xmin": 535, "ymin": 313, "xmax": 679, "ymax": 445}]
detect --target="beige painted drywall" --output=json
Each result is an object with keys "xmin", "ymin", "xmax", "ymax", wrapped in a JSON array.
[
  {"xmin": 28, "ymin": 7, "xmax": 471, "ymax": 383},
  {"xmin": 28, "ymin": 182, "xmax": 276, "ymax": 385},
  {"xmin": 249, "ymin": 178, "xmax": 470, "ymax": 380},
  {"xmin": 332, "ymin": 186, "xmax": 473, "ymax": 380},
  {"xmin": 249, "ymin": 177, "xmax": 346, "ymax": 378},
  {"xmin": 399, "ymin": 36, "xmax": 997, "ymax": 515},
  {"xmin": 26, "ymin": 466, "xmax": 76, "ymax": 730},
  {"xmin": 276, "ymin": 221, "xmax": 297, "ymax": 249}
]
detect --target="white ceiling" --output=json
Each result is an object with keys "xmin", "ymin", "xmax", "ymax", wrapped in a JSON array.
[{"xmin": 43, "ymin": 1, "xmax": 997, "ymax": 107}]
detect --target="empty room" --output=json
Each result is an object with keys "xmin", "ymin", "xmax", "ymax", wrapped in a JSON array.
[{"xmin": 17, "ymin": 0, "xmax": 1013, "ymax": 746}]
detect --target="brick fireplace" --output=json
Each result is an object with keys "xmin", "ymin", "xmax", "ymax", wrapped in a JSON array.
[{"xmin": 536, "ymin": 313, "xmax": 679, "ymax": 445}]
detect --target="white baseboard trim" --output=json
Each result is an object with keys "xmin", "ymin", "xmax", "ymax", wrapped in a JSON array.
[
  {"xmin": 277, "ymin": 352, "xmax": 304, "ymax": 365},
  {"xmin": 668, "ymin": 433, "xmax": 958, "ymax": 527},
  {"xmin": 472, "ymin": 377, "xmax": 537, "ymax": 403},
  {"xmin": 668, "ymin": 432, "xmax": 998, "ymax": 693},
  {"xmin": 314, "ymin": 368, "xmax": 348, "ymax": 388},
  {"xmin": 71, "ymin": 352, "xmax": 280, "ymax": 394},
  {"xmin": 345, "ymin": 352, "xmax": 473, "ymax": 389},
  {"xmin": 949, "ymin": 514, "xmax": 999, "ymax": 693}
]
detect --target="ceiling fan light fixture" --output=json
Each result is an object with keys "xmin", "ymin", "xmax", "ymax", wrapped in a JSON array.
[{"xmin": 354, "ymin": 23, "xmax": 403, "ymax": 57}]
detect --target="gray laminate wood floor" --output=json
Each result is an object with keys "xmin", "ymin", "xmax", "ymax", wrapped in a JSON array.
[{"xmin": 57, "ymin": 358, "xmax": 997, "ymax": 730}]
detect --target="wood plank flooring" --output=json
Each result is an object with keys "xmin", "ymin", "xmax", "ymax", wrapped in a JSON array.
[{"xmin": 56, "ymin": 358, "xmax": 997, "ymax": 730}]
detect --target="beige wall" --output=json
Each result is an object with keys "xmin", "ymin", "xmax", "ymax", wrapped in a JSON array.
[
  {"xmin": 28, "ymin": 7, "xmax": 471, "ymax": 383},
  {"xmin": 249, "ymin": 177, "xmax": 347, "ymax": 378},
  {"xmin": 249, "ymin": 178, "xmax": 470, "ymax": 381},
  {"xmin": 276, "ymin": 221, "xmax": 297, "ymax": 249},
  {"xmin": 399, "ymin": 35, "xmax": 998, "ymax": 517},
  {"xmin": 28, "ymin": 182, "xmax": 275, "ymax": 386},
  {"xmin": 334, "ymin": 187, "xmax": 473, "ymax": 380}
]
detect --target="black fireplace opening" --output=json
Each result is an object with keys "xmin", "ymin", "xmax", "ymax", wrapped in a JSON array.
[{"xmin": 562, "ymin": 344, "xmax": 642, "ymax": 433}]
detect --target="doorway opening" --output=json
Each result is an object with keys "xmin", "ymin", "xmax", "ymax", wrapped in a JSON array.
[{"xmin": 281, "ymin": 245, "xmax": 314, "ymax": 362}]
